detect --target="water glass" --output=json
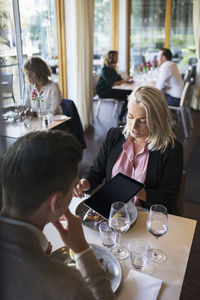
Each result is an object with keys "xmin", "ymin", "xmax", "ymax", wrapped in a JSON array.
[
  {"xmin": 99, "ymin": 222, "xmax": 116, "ymax": 249},
  {"xmin": 129, "ymin": 239, "xmax": 149, "ymax": 270}
]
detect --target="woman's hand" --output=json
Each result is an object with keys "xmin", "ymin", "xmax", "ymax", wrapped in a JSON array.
[
  {"xmin": 72, "ymin": 179, "xmax": 90, "ymax": 198},
  {"xmin": 126, "ymin": 76, "xmax": 134, "ymax": 83},
  {"xmin": 113, "ymin": 79, "xmax": 127, "ymax": 86},
  {"xmin": 136, "ymin": 188, "xmax": 146, "ymax": 202}
]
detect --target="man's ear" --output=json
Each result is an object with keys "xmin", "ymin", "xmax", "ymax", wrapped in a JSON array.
[{"xmin": 47, "ymin": 192, "xmax": 63, "ymax": 214}]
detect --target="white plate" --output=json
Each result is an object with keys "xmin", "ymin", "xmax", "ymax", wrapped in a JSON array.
[
  {"xmin": 50, "ymin": 243, "xmax": 122, "ymax": 293},
  {"xmin": 53, "ymin": 115, "xmax": 68, "ymax": 121},
  {"xmin": 76, "ymin": 200, "xmax": 138, "ymax": 231},
  {"xmin": 90, "ymin": 243, "xmax": 122, "ymax": 293}
]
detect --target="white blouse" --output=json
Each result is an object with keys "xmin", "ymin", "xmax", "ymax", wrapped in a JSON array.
[
  {"xmin": 156, "ymin": 61, "xmax": 184, "ymax": 98},
  {"xmin": 25, "ymin": 81, "xmax": 62, "ymax": 115}
]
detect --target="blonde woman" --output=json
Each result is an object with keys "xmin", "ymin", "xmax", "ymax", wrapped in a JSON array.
[
  {"xmin": 74, "ymin": 86, "xmax": 183, "ymax": 214},
  {"xmin": 24, "ymin": 56, "xmax": 62, "ymax": 115},
  {"xmin": 96, "ymin": 50, "xmax": 132, "ymax": 125}
]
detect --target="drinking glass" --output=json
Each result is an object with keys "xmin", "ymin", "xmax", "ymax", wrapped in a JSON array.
[
  {"xmin": 108, "ymin": 202, "xmax": 130, "ymax": 260},
  {"xmin": 99, "ymin": 222, "xmax": 116, "ymax": 250},
  {"xmin": 146, "ymin": 204, "xmax": 168, "ymax": 263},
  {"xmin": 129, "ymin": 239, "xmax": 149, "ymax": 270}
]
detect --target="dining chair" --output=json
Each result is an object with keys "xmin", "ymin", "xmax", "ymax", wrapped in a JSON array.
[
  {"xmin": 93, "ymin": 73, "xmax": 121, "ymax": 118},
  {"xmin": 183, "ymin": 64, "xmax": 196, "ymax": 84},
  {"xmin": 0, "ymin": 73, "xmax": 15, "ymax": 103},
  {"xmin": 176, "ymin": 171, "xmax": 186, "ymax": 217},
  {"xmin": 168, "ymin": 79, "xmax": 194, "ymax": 139},
  {"xmin": 60, "ymin": 99, "xmax": 86, "ymax": 149},
  {"xmin": 94, "ymin": 94, "xmax": 121, "ymax": 118}
]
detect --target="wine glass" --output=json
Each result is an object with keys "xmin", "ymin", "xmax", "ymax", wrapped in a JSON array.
[
  {"xmin": 13, "ymin": 101, "xmax": 24, "ymax": 125},
  {"xmin": 146, "ymin": 204, "xmax": 168, "ymax": 263},
  {"xmin": 108, "ymin": 202, "xmax": 130, "ymax": 260}
]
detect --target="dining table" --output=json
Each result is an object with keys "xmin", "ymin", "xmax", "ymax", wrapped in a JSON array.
[
  {"xmin": 113, "ymin": 80, "xmax": 156, "ymax": 91},
  {"xmin": 113, "ymin": 69, "xmax": 159, "ymax": 92},
  {"xmin": 44, "ymin": 196, "xmax": 197, "ymax": 300},
  {"xmin": 0, "ymin": 110, "xmax": 70, "ymax": 156}
]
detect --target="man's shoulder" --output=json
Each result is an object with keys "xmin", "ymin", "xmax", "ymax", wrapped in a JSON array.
[{"xmin": 162, "ymin": 60, "xmax": 174, "ymax": 69}]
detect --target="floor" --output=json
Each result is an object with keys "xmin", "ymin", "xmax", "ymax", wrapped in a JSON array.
[{"xmin": 80, "ymin": 100, "xmax": 200, "ymax": 221}]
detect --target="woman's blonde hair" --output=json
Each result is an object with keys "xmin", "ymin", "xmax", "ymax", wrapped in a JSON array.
[
  {"xmin": 103, "ymin": 50, "xmax": 118, "ymax": 68},
  {"xmin": 23, "ymin": 56, "xmax": 51, "ymax": 86},
  {"xmin": 123, "ymin": 85, "xmax": 175, "ymax": 152}
]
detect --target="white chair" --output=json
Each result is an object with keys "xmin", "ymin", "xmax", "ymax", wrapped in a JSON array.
[
  {"xmin": 92, "ymin": 73, "xmax": 121, "ymax": 118},
  {"xmin": 168, "ymin": 79, "xmax": 194, "ymax": 139},
  {"xmin": 183, "ymin": 65, "xmax": 196, "ymax": 84},
  {"xmin": 94, "ymin": 94, "xmax": 121, "ymax": 118},
  {"xmin": 0, "ymin": 73, "xmax": 15, "ymax": 103}
]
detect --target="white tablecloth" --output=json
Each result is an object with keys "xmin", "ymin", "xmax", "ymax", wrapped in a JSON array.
[{"xmin": 44, "ymin": 197, "xmax": 196, "ymax": 300}]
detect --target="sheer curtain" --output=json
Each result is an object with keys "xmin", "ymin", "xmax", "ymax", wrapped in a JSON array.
[
  {"xmin": 65, "ymin": 0, "xmax": 94, "ymax": 129},
  {"xmin": 191, "ymin": 0, "xmax": 200, "ymax": 109}
]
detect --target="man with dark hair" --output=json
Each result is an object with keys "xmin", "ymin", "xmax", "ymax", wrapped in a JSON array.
[
  {"xmin": 156, "ymin": 48, "xmax": 184, "ymax": 106},
  {"xmin": 0, "ymin": 130, "xmax": 115, "ymax": 300}
]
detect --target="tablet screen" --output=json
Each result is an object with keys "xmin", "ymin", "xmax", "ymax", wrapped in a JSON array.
[{"xmin": 84, "ymin": 173, "xmax": 144, "ymax": 219}]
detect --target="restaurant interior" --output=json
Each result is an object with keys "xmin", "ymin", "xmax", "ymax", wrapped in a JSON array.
[{"xmin": 0, "ymin": 0, "xmax": 200, "ymax": 299}]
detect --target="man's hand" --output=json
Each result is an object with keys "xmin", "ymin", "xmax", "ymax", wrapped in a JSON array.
[{"xmin": 52, "ymin": 209, "xmax": 89, "ymax": 254}]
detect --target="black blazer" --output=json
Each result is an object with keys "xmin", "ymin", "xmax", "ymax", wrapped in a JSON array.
[{"xmin": 83, "ymin": 128, "xmax": 183, "ymax": 214}]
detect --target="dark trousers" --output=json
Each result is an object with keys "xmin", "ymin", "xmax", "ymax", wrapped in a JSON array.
[
  {"xmin": 99, "ymin": 89, "xmax": 132, "ymax": 121},
  {"xmin": 165, "ymin": 93, "xmax": 180, "ymax": 106}
]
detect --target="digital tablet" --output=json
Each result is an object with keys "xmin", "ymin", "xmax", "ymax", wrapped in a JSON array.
[{"xmin": 84, "ymin": 173, "xmax": 144, "ymax": 220}]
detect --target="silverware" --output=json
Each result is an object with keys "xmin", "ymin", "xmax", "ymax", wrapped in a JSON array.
[{"xmin": 64, "ymin": 256, "xmax": 73, "ymax": 265}]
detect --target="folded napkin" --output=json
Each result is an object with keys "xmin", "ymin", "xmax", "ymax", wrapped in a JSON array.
[{"xmin": 118, "ymin": 270, "xmax": 163, "ymax": 300}]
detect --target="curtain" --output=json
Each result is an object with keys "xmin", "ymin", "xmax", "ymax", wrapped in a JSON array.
[
  {"xmin": 65, "ymin": 0, "xmax": 94, "ymax": 129},
  {"xmin": 191, "ymin": 0, "xmax": 200, "ymax": 110}
]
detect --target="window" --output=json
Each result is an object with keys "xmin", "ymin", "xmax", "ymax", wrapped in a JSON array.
[
  {"xmin": 93, "ymin": 0, "xmax": 112, "ymax": 74},
  {"xmin": 130, "ymin": 0, "xmax": 196, "ymax": 74},
  {"xmin": 0, "ymin": 0, "xmax": 58, "ymax": 107},
  {"xmin": 0, "ymin": 0, "xmax": 20, "ymax": 103},
  {"xmin": 19, "ymin": 0, "xmax": 58, "ymax": 79},
  {"xmin": 170, "ymin": 0, "xmax": 196, "ymax": 73},
  {"xmin": 130, "ymin": 0, "xmax": 166, "ymax": 74}
]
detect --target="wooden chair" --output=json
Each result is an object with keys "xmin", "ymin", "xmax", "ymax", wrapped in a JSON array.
[
  {"xmin": 168, "ymin": 79, "xmax": 194, "ymax": 139},
  {"xmin": 0, "ymin": 73, "xmax": 15, "ymax": 103},
  {"xmin": 177, "ymin": 171, "xmax": 186, "ymax": 217}
]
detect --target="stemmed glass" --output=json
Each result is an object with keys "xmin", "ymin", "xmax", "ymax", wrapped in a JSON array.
[
  {"xmin": 146, "ymin": 204, "xmax": 168, "ymax": 263},
  {"xmin": 108, "ymin": 202, "xmax": 130, "ymax": 260},
  {"xmin": 13, "ymin": 101, "xmax": 25, "ymax": 125}
]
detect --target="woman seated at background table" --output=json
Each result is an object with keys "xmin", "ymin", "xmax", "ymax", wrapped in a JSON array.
[
  {"xmin": 73, "ymin": 86, "xmax": 183, "ymax": 214},
  {"xmin": 24, "ymin": 56, "xmax": 62, "ymax": 115},
  {"xmin": 96, "ymin": 50, "xmax": 133, "ymax": 125}
]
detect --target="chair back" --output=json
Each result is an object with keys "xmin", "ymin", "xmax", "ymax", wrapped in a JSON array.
[
  {"xmin": 184, "ymin": 64, "xmax": 196, "ymax": 84},
  {"xmin": 93, "ymin": 73, "xmax": 100, "ymax": 96},
  {"xmin": 61, "ymin": 99, "xmax": 86, "ymax": 149},
  {"xmin": 0, "ymin": 73, "xmax": 13, "ymax": 94},
  {"xmin": 180, "ymin": 81, "xmax": 192, "ymax": 107},
  {"xmin": 177, "ymin": 171, "xmax": 186, "ymax": 216}
]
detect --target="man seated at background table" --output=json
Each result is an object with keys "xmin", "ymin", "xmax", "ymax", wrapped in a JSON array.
[
  {"xmin": 156, "ymin": 48, "xmax": 184, "ymax": 106},
  {"xmin": 0, "ymin": 131, "xmax": 115, "ymax": 300}
]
